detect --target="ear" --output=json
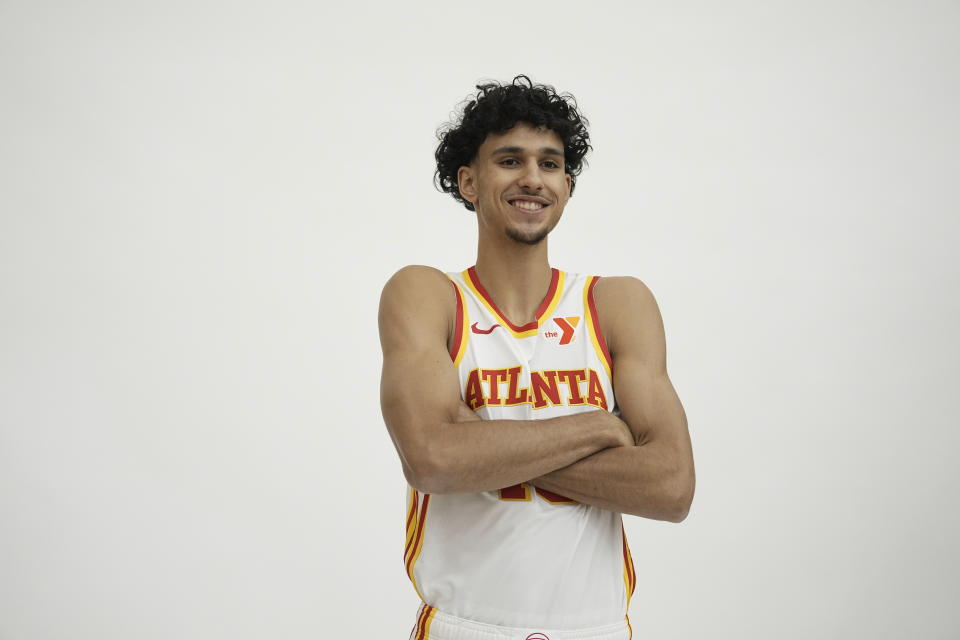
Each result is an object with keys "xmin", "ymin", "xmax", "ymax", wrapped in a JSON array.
[
  {"xmin": 565, "ymin": 172, "xmax": 572, "ymax": 197},
  {"xmin": 457, "ymin": 165, "xmax": 478, "ymax": 205}
]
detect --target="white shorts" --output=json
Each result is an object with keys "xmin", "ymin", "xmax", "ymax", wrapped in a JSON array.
[{"xmin": 408, "ymin": 604, "xmax": 633, "ymax": 640}]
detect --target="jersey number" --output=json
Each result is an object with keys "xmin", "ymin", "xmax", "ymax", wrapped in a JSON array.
[{"xmin": 499, "ymin": 483, "xmax": 577, "ymax": 505}]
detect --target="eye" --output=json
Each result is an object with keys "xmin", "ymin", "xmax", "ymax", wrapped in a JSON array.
[
  {"xmin": 542, "ymin": 160, "xmax": 561, "ymax": 169},
  {"xmin": 499, "ymin": 158, "xmax": 519, "ymax": 166}
]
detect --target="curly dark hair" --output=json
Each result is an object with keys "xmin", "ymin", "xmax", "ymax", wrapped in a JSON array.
[{"xmin": 434, "ymin": 75, "xmax": 592, "ymax": 212}]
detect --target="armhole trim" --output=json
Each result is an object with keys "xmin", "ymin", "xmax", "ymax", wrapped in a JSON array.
[
  {"xmin": 585, "ymin": 276, "xmax": 614, "ymax": 378},
  {"xmin": 447, "ymin": 278, "xmax": 469, "ymax": 367}
]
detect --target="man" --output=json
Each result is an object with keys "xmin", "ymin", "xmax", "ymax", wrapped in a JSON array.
[{"xmin": 379, "ymin": 75, "xmax": 695, "ymax": 640}]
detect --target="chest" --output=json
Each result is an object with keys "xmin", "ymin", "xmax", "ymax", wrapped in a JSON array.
[{"xmin": 453, "ymin": 274, "xmax": 614, "ymax": 417}]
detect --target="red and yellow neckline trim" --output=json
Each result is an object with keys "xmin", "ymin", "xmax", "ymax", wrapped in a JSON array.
[{"xmin": 463, "ymin": 266, "xmax": 565, "ymax": 338}]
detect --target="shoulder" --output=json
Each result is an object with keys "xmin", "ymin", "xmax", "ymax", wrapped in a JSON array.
[
  {"xmin": 591, "ymin": 276, "xmax": 664, "ymax": 360},
  {"xmin": 379, "ymin": 265, "xmax": 457, "ymax": 349},
  {"xmin": 592, "ymin": 275, "xmax": 659, "ymax": 317},
  {"xmin": 381, "ymin": 264, "xmax": 454, "ymax": 301}
]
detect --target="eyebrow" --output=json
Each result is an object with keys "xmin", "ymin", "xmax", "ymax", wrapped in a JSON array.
[{"xmin": 490, "ymin": 145, "xmax": 565, "ymax": 158}]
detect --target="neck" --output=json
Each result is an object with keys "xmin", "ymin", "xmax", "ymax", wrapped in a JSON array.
[{"xmin": 473, "ymin": 233, "xmax": 553, "ymax": 327}]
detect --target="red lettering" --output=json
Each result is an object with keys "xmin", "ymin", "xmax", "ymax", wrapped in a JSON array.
[
  {"xmin": 464, "ymin": 369, "xmax": 485, "ymax": 410},
  {"xmin": 481, "ymin": 368, "xmax": 508, "ymax": 405},
  {"xmin": 498, "ymin": 483, "xmax": 577, "ymax": 505},
  {"xmin": 585, "ymin": 368, "xmax": 608, "ymax": 410},
  {"xmin": 530, "ymin": 370, "xmax": 561, "ymax": 409},
  {"xmin": 556, "ymin": 369, "xmax": 587, "ymax": 405},
  {"xmin": 535, "ymin": 487, "xmax": 577, "ymax": 504},
  {"xmin": 503, "ymin": 366, "xmax": 529, "ymax": 405},
  {"xmin": 498, "ymin": 483, "xmax": 531, "ymax": 501}
]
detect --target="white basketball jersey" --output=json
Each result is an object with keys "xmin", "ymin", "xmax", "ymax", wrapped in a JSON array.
[{"xmin": 402, "ymin": 266, "xmax": 637, "ymax": 631}]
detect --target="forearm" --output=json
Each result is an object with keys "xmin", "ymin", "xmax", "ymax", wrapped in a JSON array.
[
  {"xmin": 418, "ymin": 410, "xmax": 621, "ymax": 494},
  {"xmin": 529, "ymin": 441, "xmax": 694, "ymax": 522}
]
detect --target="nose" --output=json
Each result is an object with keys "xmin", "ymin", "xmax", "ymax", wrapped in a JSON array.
[{"xmin": 517, "ymin": 159, "xmax": 544, "ymax": 191}]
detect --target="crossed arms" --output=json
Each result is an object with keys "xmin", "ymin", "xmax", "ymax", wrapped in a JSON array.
[{"xmin": 378, "ymin": 265, "xmax": 695, "ymax": 523}]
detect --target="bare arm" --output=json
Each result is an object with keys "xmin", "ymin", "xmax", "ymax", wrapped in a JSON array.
[
  {"xmin": 529, "ymin": 277, "xmax": 696, "ymax": 522},
  {"xmin": 379, "ymin": 265, "xmax": 633, "ymax": 495}
]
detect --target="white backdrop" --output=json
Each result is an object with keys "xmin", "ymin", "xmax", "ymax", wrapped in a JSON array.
[{"xmin": 2, "ymin": 1, "xmax": 958, "ymax": 638}]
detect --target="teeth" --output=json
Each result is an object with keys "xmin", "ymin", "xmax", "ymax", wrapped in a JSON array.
[{"xmin": 511, "ymin": 200, "xmax": 544, "ymax": 210}]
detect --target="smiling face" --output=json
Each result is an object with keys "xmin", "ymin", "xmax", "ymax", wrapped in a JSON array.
[{"xmin": 457, "ymin": 122, "xmax": 573, "ymax": 246}]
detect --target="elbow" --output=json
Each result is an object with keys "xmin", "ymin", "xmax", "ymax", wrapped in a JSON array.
[
  {"xmin": 402, "ymin": 439, "xmax": 457, "ymax": 495},
  {"xmin": 666, "ymin": 468, "xmax": 696, "ymax": 523},
  {"xmin": 403, "ymin": 465, "xmax": 434, "ymax": 494},
  {"xmin": 666, "ymin": 503, "xmax": 690, "ymax": 524},
  {"xmin": 406, "ymin": 465, "xmax": 453, "ymax": 495},
  {"xmin": 403, "ymin": 457, "xmax": 446, "ymax": 495},
  {"xmin": 622, "ymin": 476, "xmax": 694, "ymax": 523}
]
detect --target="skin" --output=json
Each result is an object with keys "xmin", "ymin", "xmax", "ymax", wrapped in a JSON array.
[{"xmin": 378, "ymin": 122, "xmax": 695, "ymax": 522}]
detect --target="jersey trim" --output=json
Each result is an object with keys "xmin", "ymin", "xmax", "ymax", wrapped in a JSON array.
[
  {"xmin": 621, "ymin": 518, "xmax": 637, "ymax": 605},
  {"xmin": 404, "ymin": 488, "xmax": 418, "ymax": 552},
  {"xmin": 463, "ymin": 266, "xmax": 565, "ymax": 338},
  {"xmin": 584, "ymin": 276, "xmax": 614, "ymax": 379},
  {"xmin": 405, "ymin": 491, "xmax": 431, "ymax": 600},
  {"xmin": 403, "ymin": 489, "xmax": 422, "ymax": 599},
  {"xmin": 411, "ymin": 604, "xmax": 437, "ymax": 640},
  {"xmin": 447, "ymin": 279, "xmax": 470, "ymax": 367},
  {"xmin": 622, "ymin": 521, "xmax": 636, "ymax": 639}
]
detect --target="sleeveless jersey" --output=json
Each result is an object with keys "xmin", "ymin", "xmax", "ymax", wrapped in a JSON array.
[{"xmin": 402, "ymin": 266, "xmax": 637, "ymax": 631}]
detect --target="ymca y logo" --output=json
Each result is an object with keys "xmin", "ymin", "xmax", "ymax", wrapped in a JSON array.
[{"xmin": 543, "ymin": 316, "xmax": 579, "ymax": 345}]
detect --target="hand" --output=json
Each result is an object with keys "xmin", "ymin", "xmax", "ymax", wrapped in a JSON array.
[
  {"xmin": 456, "ymin": 401, "xmax": 482, "ymax": 423},
  {"xmin": 600, "ymin": 410, "xmax": 635, "ymax": 448}
]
